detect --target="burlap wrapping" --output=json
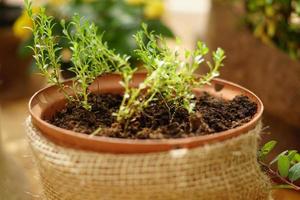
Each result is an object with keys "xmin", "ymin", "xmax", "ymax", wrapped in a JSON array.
[{"xmin": 25, "ymin": 117, "xmax": 271, "ymax": 200}]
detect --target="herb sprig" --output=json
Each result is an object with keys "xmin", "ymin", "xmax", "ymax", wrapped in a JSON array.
[
  {"xmin": 61, "ymin": 15, "xmax": 131, "ymax": 109},
  {"xmin": 116, "ymin": 24, "xmax": 225, "ymax": 125},
  {"xmin": 26, "ymin": 0, "xmax": 131, "ymax": 110},
  {"xmin": 26, "ymin": 0, "xmax": 62, "ymax": 88}
]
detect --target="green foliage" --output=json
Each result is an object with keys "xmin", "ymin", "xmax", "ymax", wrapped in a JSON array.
[
  {"xmin": 19, "ymin": 0, "xmax": 173, "ymax": 63},
  {"xmin": 259, "ymin": 140, "xmax": 300, "ymax": 188},
  {"xmin": 288, "ymin": 150, "xmax": 298, "ymax": 162},
  {"xmin": 26, "ymin": 0, "xmax": 130, "ymax": 110},
  {"xmin": 278, "ymin": 154, "xmax": 290, "ymax": 178},
  {"xmin": 289, "ymin": 163, "xmax": 300, "ymax": 182},
  {"xmin": 294, "ymin": 153, "xmax": 300, "ymax": 162},
  {"xmin": 61, "ymin": 15, "xmax": 131, "ymax": 109},
  {"xmin": 269, "ymin": 150, "xmax": 288, "ymax": 166},
  {"xmin": 25, "ymin": 0, "xmax": 62, "ymax": 87},
  {"xmin": 288, "ymin": 163, "xmax": 300, "ymax": 182},
  {"xmin": 246, "ymin": 0, "xmax": 300, "ymax": 59},
  {"xmin": 116, "ymin": 24, "xmax": 225, "ymax": 125},
  {"xmin": 258, "ymin": 140, "xmax": 277, "ymax": 160},
  {"xmin": 27, "ymin": 2, "xmax": 224, "ymax": 127}
]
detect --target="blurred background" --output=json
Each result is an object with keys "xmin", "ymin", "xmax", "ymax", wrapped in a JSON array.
[{"xmin": 0, "ymin": 0, "xmax": 300, "ymax": 199}]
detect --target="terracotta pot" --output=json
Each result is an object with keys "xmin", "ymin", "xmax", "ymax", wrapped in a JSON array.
[
  {"xmin": 27, "ymin": 72, "xmax": 271, "ymax": 199},
  {"xmin": 207, "ymin": 1, "xmax": 300, "ymax": 128},
  {"xmin": 29, "ymin": 72, "xmax": 263, "ymax": 153}
]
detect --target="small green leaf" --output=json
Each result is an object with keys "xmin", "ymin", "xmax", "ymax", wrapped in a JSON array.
[
  {"xmin": 258, "ymin": 140, "xmax": 277, "ymax": 160},
  {"xmin": 278, "ymin": 155, "xmax": 290, "ymax": 178},
  {"xmin": 293, "ymin": 153, "xmax": 300, "ymax": 163},
  {"xmin": 288, "ymin": 163, "xmax": 300, "ymax": 182},
  {"xmin": 288, "ymin": 150, "xmax": 297, "ymax": 161},
  {"xmin": 270, "ymin": 150, "xmax": 288, "ymax": 166}
]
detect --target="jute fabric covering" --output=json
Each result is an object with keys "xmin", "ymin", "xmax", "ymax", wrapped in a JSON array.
[{"xmin": 26, "ymin": 117, "xmax": 271, "ymax": 200}]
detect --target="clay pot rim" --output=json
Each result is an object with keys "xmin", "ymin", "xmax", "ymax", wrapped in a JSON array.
[{"xmin": 29, "ymin": 73, "xmax": 263, "ymax": 154}]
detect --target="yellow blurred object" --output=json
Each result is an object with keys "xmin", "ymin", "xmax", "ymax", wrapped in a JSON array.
[
  {"xmin": 144, "ymin": 0, "xmax": 164, "ymax": 19},
  {"xmin": 13, "ymin": 12, "xmax": 33, "ymax": 41},
  {"xmin": 48, "ymin": 0, "xmax": 70, "ymax": 6},
  {"xmin": 272, "ymin": 189, "xmax": 300, "ymax": 200},
  {"xmin": 125, "ymin": 0, "xmax": 144, "ymax": 6},
  {"xmin": 13, "ymin": 8, "xmax": 39, "ymax": 41}
]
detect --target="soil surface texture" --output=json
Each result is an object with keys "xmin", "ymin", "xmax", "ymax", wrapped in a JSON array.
[{"xmin": 48, "ymin": 93, "xmax": 257, "ymax": 139}]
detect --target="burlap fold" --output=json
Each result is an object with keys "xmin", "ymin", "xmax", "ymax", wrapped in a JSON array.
[{"xmin": 25, "ymin": 117, "xmax": 271, "ymax": 200}]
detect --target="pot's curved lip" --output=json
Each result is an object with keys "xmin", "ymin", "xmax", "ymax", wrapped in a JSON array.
[{"xmin": 29, "ymin": 75, "xmax": 263, "ymax": 154}]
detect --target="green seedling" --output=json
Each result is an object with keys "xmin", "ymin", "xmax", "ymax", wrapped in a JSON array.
[
  {"xmin": 115, "ymin": 24, "xmax": 225, "ymax": 126},
  {"xmin": 26, "ymin": 0, "xmax": 130, "ymax": 110}
]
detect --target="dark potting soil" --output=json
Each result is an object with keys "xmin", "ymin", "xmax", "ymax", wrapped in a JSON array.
[{"xmin": 48, "ymin": 93, "xmax": 257, "ymax": 139}]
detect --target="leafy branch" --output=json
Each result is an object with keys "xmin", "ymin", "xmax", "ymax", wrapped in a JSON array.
[
  {"xmin": 25, "ymin": 0, "xmax": 62, "ymax": 88},
  {"xmin": 258, "ymin": 140, "xmax": 300, "ymax": 190},
  {"xmin": 61, "ymin": 15, "xmax": 131, "ymax": 109}
]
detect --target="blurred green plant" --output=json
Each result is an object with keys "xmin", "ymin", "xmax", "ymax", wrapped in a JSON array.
[
  {"xmin": 245, "ymin": 0, "xmax": 300, "ymax": 59},
  {"xmin": 259, "ymin": 140, "xmax": 300, "ymax": 190},
  {"xmin": 14, "ymin": 0, "xmax": 173, "ymax": 64}
]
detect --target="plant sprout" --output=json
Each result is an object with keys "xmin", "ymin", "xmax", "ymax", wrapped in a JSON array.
[
  {"xmin": 26, "ymin": 0, "xmax": 131, "ymax": 110},
  {"xmin": 25, "ymin": 0, "xmax": 62, "ymax": 88},
  {"xmin": 115, "ymin": 24, "xmax": 225, "ymax": 126},
  {"xmin": 61, "ymin": 15, "xmax": 131, "ymax": 110}
]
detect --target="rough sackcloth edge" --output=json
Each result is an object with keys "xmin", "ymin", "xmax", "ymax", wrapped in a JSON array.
[{"xmin": 25, "ymin": 116, "xmax": 272, "ymax": 200}]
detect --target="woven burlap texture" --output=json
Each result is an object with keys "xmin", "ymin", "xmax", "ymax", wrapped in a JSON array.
[{"xmin": 26, "ymin": 117, "xmax": 271, "ymax": 200}]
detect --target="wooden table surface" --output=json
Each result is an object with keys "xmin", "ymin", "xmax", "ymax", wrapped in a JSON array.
[{"xmin": 272, "ymin": 189, "xmax": 300, "ymax": 200}]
